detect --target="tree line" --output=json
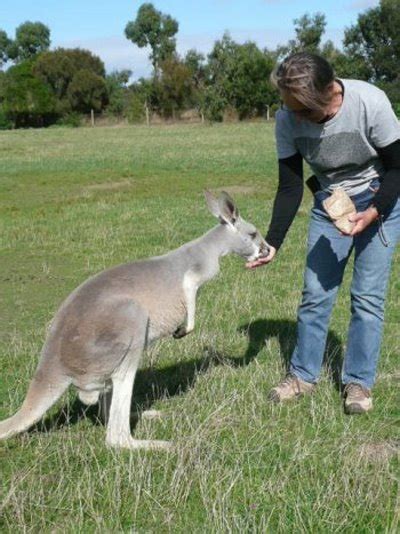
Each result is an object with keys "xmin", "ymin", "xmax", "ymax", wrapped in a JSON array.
[{"xmin": 0, "ymin": 0, "xmax": 399, "ymax": 129}]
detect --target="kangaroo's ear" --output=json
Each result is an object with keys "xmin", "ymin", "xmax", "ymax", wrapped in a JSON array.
[
  {"xmin": 204, "ymin": 190, "xmax": 222, "ymax": 219},
  {"xmin": 218, "ymin": 191, "xmax": 239, "ymax": 224}
]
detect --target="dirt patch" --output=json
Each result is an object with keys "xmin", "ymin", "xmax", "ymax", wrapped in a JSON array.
[
  {"xmin": 359, "ymin": 440, "xmax": 400, "ymax": 463},
  {"xmin": 213, "ymin": 185, "xmax": 258, "ymax": 196},
  {"xmin": 85, "ymin": 179, "xmax": 135, "ymax": 192}
]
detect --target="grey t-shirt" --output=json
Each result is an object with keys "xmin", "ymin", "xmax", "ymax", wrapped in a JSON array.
[{"xmin": 275, "ymin": 79, "xmax": 400, "ymax": 196}]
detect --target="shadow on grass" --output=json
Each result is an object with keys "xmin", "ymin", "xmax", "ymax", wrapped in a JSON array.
[
  {"xmin": 32, "ymin": 318, "xmax": 344, "ymax": 435},
  {"xmin": 32, "ymin": 351, "xmax": 225, "ymax": 434},
  {"xmin": 236, "ymin": 318, "xmax": 343, "ymax": 388}
]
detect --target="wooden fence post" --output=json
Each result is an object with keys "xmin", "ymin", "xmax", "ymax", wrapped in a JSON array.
[{"xmin": 144, "ymin": 100, "xmax": 150, "ymax": 127}]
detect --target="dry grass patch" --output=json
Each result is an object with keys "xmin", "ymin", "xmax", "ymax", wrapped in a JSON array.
[{"xmin": 358, "ymin": 440, "xmax": 400, "ymax": 465}]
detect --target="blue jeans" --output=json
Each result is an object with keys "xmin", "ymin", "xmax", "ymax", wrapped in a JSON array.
[{"xmin": 290, "ymin": 182, "xmax": 400, "ymax": 389}]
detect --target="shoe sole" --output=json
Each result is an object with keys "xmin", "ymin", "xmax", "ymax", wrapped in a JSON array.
[
  {"xmin": 268, "ymin": 391, "xmax": 313, "ymax": 403},
  {"xmin": 344, "ymin": 402, "xmax": 372, "ymax": 415},
  {"xmin": 267, "ymin": 391, "xmax": 281, "ymax": 403}
]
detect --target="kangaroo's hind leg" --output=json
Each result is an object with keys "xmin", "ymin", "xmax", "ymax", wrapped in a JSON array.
[{"xmin": 105, "ymin": 315, "xmax": 171, "ymax": 451}]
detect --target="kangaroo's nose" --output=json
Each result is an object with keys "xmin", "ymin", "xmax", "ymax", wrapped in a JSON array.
[{"xmin": 259, "ymin": 242, "xmax": 270, "ymax": 258}]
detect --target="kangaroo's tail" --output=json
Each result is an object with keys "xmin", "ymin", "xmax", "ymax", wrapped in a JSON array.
[{"xmin": 0, "ymin": 359, "xmax": 71, "ymax": 440}]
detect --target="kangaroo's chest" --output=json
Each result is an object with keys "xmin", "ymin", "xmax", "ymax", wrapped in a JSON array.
[{"xmin": 142, "ymin": 287, "xmax": 186, "ymax": 337}]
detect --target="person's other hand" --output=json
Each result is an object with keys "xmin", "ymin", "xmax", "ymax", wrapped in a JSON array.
[
  {"xmin": 246, "ymin": 245, "xmax": 277, "ymax": 269},
  {"xmin": 348, "ymin": 207, "xmax": 379, "ymax": 236}
]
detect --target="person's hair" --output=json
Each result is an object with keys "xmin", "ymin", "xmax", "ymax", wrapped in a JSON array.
[{"xmin": 270, "ymin": 52, "xmax": 336, "ymax": 113}]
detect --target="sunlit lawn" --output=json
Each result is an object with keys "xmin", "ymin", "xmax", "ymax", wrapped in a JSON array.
[{"xmin": 0, "ymin": 122, "xmax": 399, "ymax": 532}]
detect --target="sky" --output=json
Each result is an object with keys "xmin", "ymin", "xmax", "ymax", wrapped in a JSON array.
[{"xmin": 0, "ymin": 0, "xmax": 379, "ymax": 79}]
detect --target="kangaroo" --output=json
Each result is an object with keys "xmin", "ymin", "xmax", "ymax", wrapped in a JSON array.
[{"xmin": 0, "ymin": 191, "xmax": 269, "ymax": 450}]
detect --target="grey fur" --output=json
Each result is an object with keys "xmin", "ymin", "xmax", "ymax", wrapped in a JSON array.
[{"xmin": 0, "ymin": 191, "xmax": 269, "ymax": 450}]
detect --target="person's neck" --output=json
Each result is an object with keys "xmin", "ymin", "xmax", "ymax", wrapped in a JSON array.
[{"xmin": 318, "ymin": 80, "xmax": 344, "ymax": 124}]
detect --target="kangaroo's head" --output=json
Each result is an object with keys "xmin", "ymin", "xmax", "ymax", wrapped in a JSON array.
[{"xmin": 204, "ymin": 190, "xmax": 270, "ymax": 261}]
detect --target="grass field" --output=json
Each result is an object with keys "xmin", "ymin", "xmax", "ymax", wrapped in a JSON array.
[{"xmin": 0, "ymin": 122, "xmax": 399, "ymax": 532}]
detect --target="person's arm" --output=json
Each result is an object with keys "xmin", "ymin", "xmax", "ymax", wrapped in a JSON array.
[
  {"xmin": 246, "ymin": 153, "xmax": 303, "ymax": 269},
  {"xmin": 373, "ymin": 139, "xmax": 400, "ymax": 213},
  {"xmin": 349, "ymin": 88, "xmax": 400, "ymax": 235},
  {"xmin": 265, "ymin": 152, "xmax": 304, "ymax": 250},
  {"xmin": 349, "ymin": 139, "xmax": 400, "ymax": 235}
]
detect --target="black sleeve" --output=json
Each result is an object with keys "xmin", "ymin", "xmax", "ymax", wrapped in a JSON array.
[
  {"xmin": 265, "ymin": 153, "xmax": 304, "ymax": 250},
  {"xmin": 373, "ymin": 139, "xmax": 400, "ymax": 214}
]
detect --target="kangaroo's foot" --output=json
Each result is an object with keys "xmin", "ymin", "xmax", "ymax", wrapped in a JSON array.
[
  {"xmin": 141, "ymin": 409, "xmax": 165, "ymax": 420},
  {"xmin": 106, "ymin": 435, "xmax": 173, "ymax": 451}
]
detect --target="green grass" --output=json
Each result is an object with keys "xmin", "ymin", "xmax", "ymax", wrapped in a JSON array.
[{"xmin": 0, "ymin": 122, "xmax": 399, "ymax": 532}]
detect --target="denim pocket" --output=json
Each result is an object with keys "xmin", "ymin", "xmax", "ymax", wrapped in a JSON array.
[
  {"xmin": 352, "ymin": 182, "xmax": 379, "ymax": 212},
  {"xmin": 313, "ymin": 190, "xmax": 330, "ymax": 214}
]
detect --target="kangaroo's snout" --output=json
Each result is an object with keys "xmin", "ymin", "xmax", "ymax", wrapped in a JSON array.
[
  {"xmin": 258, "ymin": 241, "xmax": 270, "ymax": 259},
  {"xmin": 247, "ymin": 240, "xmax": 270, "ymax": 262}
]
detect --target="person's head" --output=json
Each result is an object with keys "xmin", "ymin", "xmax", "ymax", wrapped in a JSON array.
[{"xmin": 271, "ymin": 52, "xmax": 337, "ymax": 122}]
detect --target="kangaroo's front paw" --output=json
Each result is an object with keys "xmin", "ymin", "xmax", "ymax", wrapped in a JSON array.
[{"xmin": 173, "ymin": 325, "xmax": 192, "ymax": 339}]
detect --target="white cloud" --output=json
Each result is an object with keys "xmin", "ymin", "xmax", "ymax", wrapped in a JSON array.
[
  {"xmin": 55, "ymin": 36, "xmax": 152, "ymax": 79},
  {"xmin": 54, "ymin": 26, "xmax": 346, "ymax": 80},
  {"xmin": 178, "ymin": 27, "xmax": 345, "ymax": 58},
  {"xmin": 347, "ymin": 0, "xmax": 378, "ymax": 10}
]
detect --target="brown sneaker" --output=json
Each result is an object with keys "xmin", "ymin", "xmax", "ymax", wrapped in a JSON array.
[
  {"xmin": 343, "ymin": 383, "xmax": 373, "ymax": 414},
  {"xmin": 268, "ymin": 374, "xmax": 315, "ymax": 402}
]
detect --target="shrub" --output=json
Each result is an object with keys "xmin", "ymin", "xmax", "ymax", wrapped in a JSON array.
[
  {"xmin": 2, "ymin": 60, "xmax": 58, "ymax": 127},
  {"xmin": 56, "ymin": 112, "xmax": 81, "ymax": 127},
  {"xmin": 0, "ymin": 106, "xmax": 12, "ymax": 129},
  {"xmin": 126, "ymin": 93, "xmax": 146, "ymax": 123}
]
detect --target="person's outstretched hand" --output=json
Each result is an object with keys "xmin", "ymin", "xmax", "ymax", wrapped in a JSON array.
[{"xmin": 246, "ymin": 245, "xmax": 277, "ymax": 269}]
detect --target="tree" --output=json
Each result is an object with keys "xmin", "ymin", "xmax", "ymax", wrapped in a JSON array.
[
  {"xmin": 158, "ymin": 57, "xmax": 192, "ymax": 118},
  {"xmin": 206, "ymin": 33, "xmax": 276, "ymax": 120},
  {"xmin": 184, "ymin": 50, "xmax": 206, "ymax": 81},
  {"xmin": 66, "ymin": 70, "xmax": 108, "ymax": 113},
  {"xmin": 205, "ymin": 33, "xmax": 239, "ymax": 121},
  {"xmin": 229, "ymin": 43, "xmax": 276, "ymax": 118},
  {"xmin": 105, "ymin": 70, "xmax": 132, "ymax": 115},
  {"xmin": 343, "ymin": 0, "xmax": 400, "ymax": 83},
  {"xmin": 183, "ymin": 49, "xmax": 207, "ymax": 118},
  {"xmin": 34, "ymin": 49, "xmax": 75, "ymax": 106},
  {"xmin": 2, "ymin": 60, "xmax": 57, "ymax": 127},
  {"xmin": 34, "ymin": 48, "xmax": 107, "ymax": 114},
  {"xmin": 126, "ymin": 78, "xmax": 155, "ymax": 123},
  {"xmin": 378, "ymin": 76, "xmax": 400, "ymax": 115},
  {"xmin": 0, "ymin": 30, "xmax": 12, "ymax": 68},
  {"xmin": 315, "ymin": 40, "xmax": 357, "ymax": 80},
  {"xmin": 64, "ymin": 48, "xmax": 105, "ymax": 77},
  {"xmin": 278, "ymin": 13, "xmax": 327, "ymax": 58},
  {"xmin": 294, "ymin": 13, "xmax": 326, "ymax": 52},
  {"xmin": 203, "ymin": 85, "xmax": 227, "ymax": 122},
  {"xmin": 125, "ymin": 3, "xmax": 178, "ymax": 75},
  {"xmin": 275, "ymin": 11, "xmax": 366, "ymax": 81},
  {"xmin": 8, "ymin": 21, "xmax": 50, "ymax": 62}
]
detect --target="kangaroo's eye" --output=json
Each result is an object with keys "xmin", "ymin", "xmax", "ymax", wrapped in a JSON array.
[{"xmin": 249, "ymin": 232, "xmax": 257, "ymax": 240}]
